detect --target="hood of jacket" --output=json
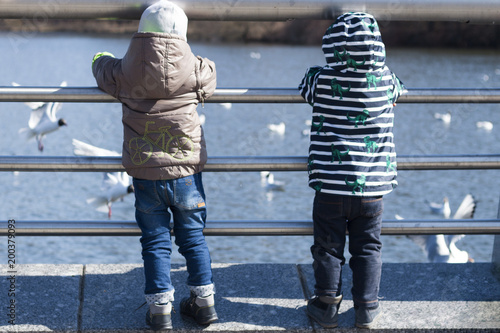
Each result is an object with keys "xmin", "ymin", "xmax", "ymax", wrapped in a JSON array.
[
  {"xmin": 322, "ymin": 12, "xmax": 386, "ymax": 72},
  {"xmin": 120, "ymin": 32, "xmax": 197, "ymax": 102},
  {"xmin": 138, "ymin": 0, "xmax": 188, "ymax": 41}
]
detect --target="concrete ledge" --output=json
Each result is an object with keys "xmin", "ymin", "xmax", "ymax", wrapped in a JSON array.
[
  {"xmin": 0, "ymin": 264, "xmax": 82, "ymax": 332},
  {"xmin": 1, "ymin": 263, "xmax": 499, "ymax": 332},
  {"xmin": 300, "ymin": 263, "xmax": 500, "ymax": 331}
]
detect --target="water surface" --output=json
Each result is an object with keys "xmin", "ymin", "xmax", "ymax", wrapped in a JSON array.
[{"xmin": 0, "ymin": 33, "xmax": 498, "ymax": 264}]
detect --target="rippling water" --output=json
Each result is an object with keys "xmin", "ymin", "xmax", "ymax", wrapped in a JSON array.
[{"xmin": 0, "ymin": 33, "xmax": 498, "ymax": 265}]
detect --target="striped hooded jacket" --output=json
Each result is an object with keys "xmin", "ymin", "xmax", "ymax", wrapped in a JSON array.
[{"xmin": 299, "ymin": 12, "xmax": 405, "ymax": 196}]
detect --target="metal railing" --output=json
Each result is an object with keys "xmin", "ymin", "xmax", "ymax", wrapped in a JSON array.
[
  {"xmin": 1, "ymin": 0, "xmax": 500, "ymax": 239},
  {"xmin": 1, "ymin": 85, "xmax": 500, "ymax": 236},
  {"xmin": 2, "ymin": 87, "xmax": 500, "ymax": 104},
  {"xmin": 1, "ymin": 155, "xmax": 500, "ymax": 173},
  {"xmin": 2, "ymin": 219, "xmax": 500, "ymax": 237},
  {"xmin": 0, "ymin": 2, "xmax": 499, "ymax": 278},
  {"xmin": 0, "ymin": 0, "xmax": 499, "ymax": 23}
]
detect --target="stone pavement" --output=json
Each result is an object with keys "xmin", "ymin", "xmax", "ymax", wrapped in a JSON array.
[{"xmin": 0, "ymin": 263, "xmax": 499, "ymax": 332}]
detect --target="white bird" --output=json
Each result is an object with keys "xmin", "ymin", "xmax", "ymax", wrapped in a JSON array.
[
  {"xmin": 408, "ymin": 194, "xmax": 477, "ymax": 263},
  {"xmin": 86, "ymin": 172, "xmax": 134, "ymax": 218},
  {"xmin": 219, "ymin": 103, "xmax": 232, "ymax": 110},
  {"xmin": 426, "ymin": 196, "xmax": 451, "ymax": 219},
  {"xmin": 476, "ymin": 121, "xmax": 493, "ymax": 131},
  {"xmin": 12, "ymin": 82, "xmax": 45, "ymax": 110},
  {"xmin": 267, "ymin": 122, "xmax": 286, "ymax": 135},
  {"xmin": 260, "ymin": 171, "xmax": 285, "ymax": 191},
  {"xmin": 199, "ymin": 113, "xmax": 206, "ymax": 125},
  {"xmin": 250, "ymin": 52, "xmax": 261, "ymax": 59},
  {"xmin": 19, "ymin": 82, "xmax": 68, "ymax": 152},
  {"xmin": 434, "ymin": 111, "xmax": 451, "ymax": 125},
  {"xmin": 72, "ymin": 139, "xmax": 133, "ymax": 218},
  {"xmin": 72, "ymin": 138, "xmax": 120, "ymax": 157},
  {"xmin": 301, "ymin": 120, "xmax": 312, "ymax": 136}
]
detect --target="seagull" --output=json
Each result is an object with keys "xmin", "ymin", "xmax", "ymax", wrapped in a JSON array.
[
  {"xmin": 425, "ymin": 197, "xmax": 451, "ymax": 218},
  {"xmin": 72, "ymin": 139, "xmax": 134, "ymax": 218},
  {"xmin": 267, "ymin": 122, "xmax": 286, "ymax": 135},
  {"xmin": 407, "ymin": 194, "xmax": 477, "ymax": 263},
  {"xmin": 476, "ymin": 121, "xmax": 493, "ymax": 131},
  {"xmin": 434, "ymin": 111, "xmax": 451, "ymax": 125},
  {"xmin": 302, "ymin": 120, "xmax": 313, "ymax": 136},
  {"xmin": 18, "ymin": 81, "xmax": 68, "ymax": 152},
  {"xmin": 12, "ymin": 82, "xmax": 45, "ymax": 110},
  {"xmin": 72, "ymin": 138, "xmax": 120, "ymax": 157},
  {"xmin": 219, "ymin": 103, "xmax": 232, "ymax": 110},
  {"xmin": 250, "ymin": 52, "xmax": 261, "ymax": 59},
  {"xmin": 199, "ymin": 113, "xmax": 206, "ymax": 125},
  {"xmin": 260, "ymin": 171, "xmax": 285, "ymax": 191},
  {"xmin": 86, "ymin": 172, "xmax": 135, "ymax": 218}
]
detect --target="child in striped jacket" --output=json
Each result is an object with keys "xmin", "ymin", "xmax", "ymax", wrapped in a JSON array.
[{"xmin": 298, "ymin": 12, "xmax": 405, "ymax": 329}]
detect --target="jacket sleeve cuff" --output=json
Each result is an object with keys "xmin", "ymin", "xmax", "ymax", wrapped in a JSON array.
[{"xmin": 92, "ymin": 52, "xmax": 115, "ymax": 67}]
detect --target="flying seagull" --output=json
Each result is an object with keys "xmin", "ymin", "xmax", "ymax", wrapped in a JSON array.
[
  {"xmin": 407, "ymin": 194, "xmax": 477, "ymax": 263},
  {"xmin": 17, "ymin": 81, "xmax": 68, "ymax": 152},
  {"xmin": 425, "ymin": 197, "xmax": 451, "ymax": 218},
  {"xmin": 72, "ymin": 139, "xmax": 134, "ymax": 218}
]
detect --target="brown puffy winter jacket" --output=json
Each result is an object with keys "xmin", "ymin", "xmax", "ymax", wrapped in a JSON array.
[{"xmin": 92, "ymin": 32, "xmax": 216, "ymax": 180}]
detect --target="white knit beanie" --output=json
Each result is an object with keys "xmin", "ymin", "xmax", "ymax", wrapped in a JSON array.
[{"xmin": 138, "ymin": 0, "xmax": 188, "ymax": 41}]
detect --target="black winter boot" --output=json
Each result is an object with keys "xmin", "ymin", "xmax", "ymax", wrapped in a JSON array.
[
  {"xmin": 146, "ymin": 302, "xmax": 173, "ymax": 330},
  {"xmin": 180, "ymin": 292, "xmax": 218, "ymax": 325},
  {"xmin": 306, "ymin": 294, "xmax": 343, "ymax": 328}
]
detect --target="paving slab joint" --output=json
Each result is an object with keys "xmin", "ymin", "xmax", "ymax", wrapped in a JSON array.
[
  {"xmin": 296, "ymin": 264, "xmax": 311, "ymax": 300},
  {"xmin": 77, "ymin": 265, "xmax": 87, "ymax": 332}
]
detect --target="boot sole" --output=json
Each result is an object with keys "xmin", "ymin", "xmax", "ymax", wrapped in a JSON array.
[
  {"xmin": 148, "ymin": 323, "xmax": 173, "ymax": 331},
  {"xmin": 180, "ymin": 306, "xmax": 219, "ymax": 325},
  {"xmin": 146, "ymin": 311, "xmax": 173, "ymax": 330},
  {"xmin": 355, "ymin": 311, "xmax": 381, "ymax": 329},
  {"xmin": 196, "ymin": 312, "xmax": 219, "ymax": 325},
  {"xmin": 305, "ymin": 308, "xmax": 338, "ymax": 328},
  {"xmin": 146, "ymin": 319, "xmax": 173, "ymax": 331}
]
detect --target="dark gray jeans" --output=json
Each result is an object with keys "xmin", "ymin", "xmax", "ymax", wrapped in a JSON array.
[{"xmin": 311, "ymin": 192, "xmax": 383, "ymax": 308}]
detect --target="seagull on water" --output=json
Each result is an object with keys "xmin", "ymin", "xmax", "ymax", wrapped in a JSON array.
[
  {"xmin": 407, "ymin": 193, "xmax": 477, "ymax": 263},
  {"xmin": 267, "ymin": 122, "xmax": 286, "ymax": 135},
  {"xmin": 434, "ymin": 111, "xmax": 451, "ymax": 125},
  {"xmin": 72, "ymin": 139, "xmax": 134, "ymax": 218},
  {"xmin": 219, "ymin": 103, "xmax": 232, "ymax": 110},
  {"xmin": 199, "ymin": 113, "xmax": 206, "ymax": 125},
  {"xmin": 260, "ymin": 171, "xmax": 285, "ymax": 191},
  {"xmin": 476, "ymin": 121, "xmax": 493, "ymax": 131},
  {"xmin": 18, "ymin": 81, "xmax": 68, "ymax": 152},
  {"xmin": 250, "ymin": 52, "xmax": 261, "ymax": 60}
]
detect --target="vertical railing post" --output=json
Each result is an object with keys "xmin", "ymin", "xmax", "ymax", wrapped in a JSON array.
[{"xmin": 492, "ymin": 194, "xmax": 500, "ymax": 280}]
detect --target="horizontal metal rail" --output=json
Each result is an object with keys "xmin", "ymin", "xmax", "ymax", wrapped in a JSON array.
[
  {"xmin": 1, "ymin": 219, "xmax": 499, "ymax": 236},
  {"xmin": 1, "ymin": 155, "xmax": 500, "ymax": 172},
  {"xmin": 2, "ymin": 87, "xmax": 500, "ymax": 104},
  {"xmin": 0, "ymin": 0, "xmax": 499, "ymax": 23}
]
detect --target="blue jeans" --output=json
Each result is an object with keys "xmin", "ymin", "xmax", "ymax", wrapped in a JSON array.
[
  {"xmin": 133, "ymin": 173, "xmax": 213, "ymax": 296},
  {"xmin": 311, "ymin": 192, "xmax": 383, "ymax": 308}
]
